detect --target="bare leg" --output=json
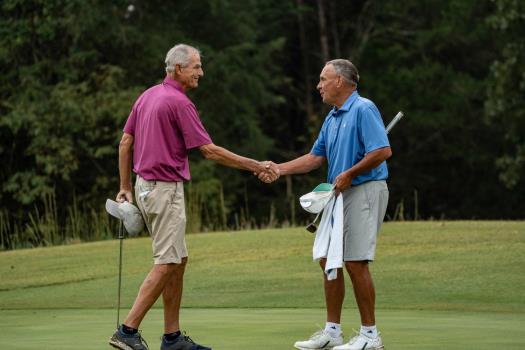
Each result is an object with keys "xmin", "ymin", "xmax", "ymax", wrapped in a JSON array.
[
  {"xmin": 123, "ymin": 263, "xmax": 179, "ymax": 328},
  {"xmin": 320, "ymin": 258, "xmax": 345, "ymax": 323},
  {"xmin": 163, "ymin": 257, "xmax": 188, "ymax": 334},
  {"xmin": 345, "ymin": 261, "xmax": 375, "ymax": 326}
]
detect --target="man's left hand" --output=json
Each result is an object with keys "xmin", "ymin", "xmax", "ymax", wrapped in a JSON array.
[{"xmin": 334, "ymin": 171, "xmax": 353, "ymax": 195}]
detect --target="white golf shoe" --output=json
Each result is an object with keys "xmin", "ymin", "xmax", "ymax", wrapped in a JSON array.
[
  {"xmin": 333, "ymin": 333, "xmax": 384, "ymax": 350},
  {"xmin": 294, "ymin": 330, "xmax": 344, "ymax": 350}
]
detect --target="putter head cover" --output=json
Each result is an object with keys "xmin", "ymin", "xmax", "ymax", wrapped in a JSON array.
[
  {"xmin": 299, "ymin": 183, "xmax": 335, "ymax": 214},
  {"xmin": 105, "ymin": 199, "xmax": 144, "ymax": 237}
]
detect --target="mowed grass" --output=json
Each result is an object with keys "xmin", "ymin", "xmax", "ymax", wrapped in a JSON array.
[
  {"xmin": 1, "ymin": 221, "xmax": 523, "ymax": 312},
  {"xmin": 0, "ymin": 221, "xmax": 524, "ymax": 349},
  {"xmin": 1, "ymin": 308, "xmax": 523, "ymax": 350}
]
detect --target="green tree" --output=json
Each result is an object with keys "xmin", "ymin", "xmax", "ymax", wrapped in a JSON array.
[
  {"xmin": 0, "ymin": 0, "xmax": 290, "ymax": 246},
  {"xmin": 485, "ymin": 0, "xmax": 525, "ymax": 189}
]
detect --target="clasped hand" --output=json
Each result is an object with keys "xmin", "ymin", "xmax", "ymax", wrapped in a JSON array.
[{"xmin": 254, "ymin": 161, "xmax": 280, "ymax": 183}]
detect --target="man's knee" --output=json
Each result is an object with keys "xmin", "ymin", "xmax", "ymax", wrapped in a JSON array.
[
  {"xmin": 172, "ymin": 257, "xmax": 188, "ymax": 273},
  {"xmin": 344, "ymin": 260, "xmax": 369, "ymax": 275},
  {"xmin": 157, "ymin": 258, "xmax": 188, "ymax": 274}
]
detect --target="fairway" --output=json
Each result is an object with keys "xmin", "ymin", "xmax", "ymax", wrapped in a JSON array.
[{"xmin": 0, "ymin": 221, "xmax": 524, "ymax": 349}]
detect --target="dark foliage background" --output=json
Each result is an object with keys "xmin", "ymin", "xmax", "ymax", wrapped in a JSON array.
[{"xmin": 1, "ymin": 0, "xmax": 524, "ymax": 248}]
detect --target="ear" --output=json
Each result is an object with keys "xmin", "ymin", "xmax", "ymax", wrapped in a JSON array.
[
  {"xmin": 175, "ymin": 64, "xmax": 184, "ymax": 75},
  {"xmin": 337, "ymin": 76, "xmax": 343, "ymax": 88}
]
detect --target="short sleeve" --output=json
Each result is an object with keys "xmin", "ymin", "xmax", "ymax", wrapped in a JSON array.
[
  {"xmin": 123, "ymin": 104, "xmax": 137, "ymax": 135},
  {"xmin": 178, "ymin": 103, "xmax": 213, "ymax": 149},
  {"xmin": 311, "ymin": 119, "xmax": 328, "ymax": 157},
  {"xmin": 360, "ymin": 105, "xmax": 390, "ymax": 154}
]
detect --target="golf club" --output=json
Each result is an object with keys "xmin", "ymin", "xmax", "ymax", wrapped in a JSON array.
[
  {"xmin": 306, "ymin": 211, "xmax": 323, "ymax": 233},
  {"xmin": 386, "ymin": 111, "xmax": 404, "ymax": 134},
  {"xmin": 305, "ymin": 111, "xmax": 405, "ymax": 233},
  {"xmin": 116, "ymin": 220, "xmax": 124, "ymax": 329}
]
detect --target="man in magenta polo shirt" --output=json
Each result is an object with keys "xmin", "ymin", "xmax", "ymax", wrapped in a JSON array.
[{"xmin": 109, "ymin": 44, "xmax": 277, "ymax": 350}]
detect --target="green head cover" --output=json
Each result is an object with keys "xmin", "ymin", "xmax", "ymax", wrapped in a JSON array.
[{"xmin": 312, "ymin": 183, "xmax": 334, "ymax": 192}]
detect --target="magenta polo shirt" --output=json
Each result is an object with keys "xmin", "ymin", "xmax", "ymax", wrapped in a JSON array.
[{"xmin": 123, "ymin": 76, "xmax": 212, "ymax": 182}]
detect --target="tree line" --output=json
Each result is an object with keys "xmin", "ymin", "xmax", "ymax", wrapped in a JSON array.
[{"xmin": 1, "ymin": 0, "xmax": 524, "ymax": 249}]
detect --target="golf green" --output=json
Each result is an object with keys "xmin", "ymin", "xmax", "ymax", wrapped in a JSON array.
[{"xmin": 0, "ymin": 308, "xmax": 523, "ymax": 349}]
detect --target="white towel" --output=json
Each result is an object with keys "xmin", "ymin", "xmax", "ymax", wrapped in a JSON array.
[{"xmin": 312, "ymin": 194, "xmax": 344, "ymax": 280}]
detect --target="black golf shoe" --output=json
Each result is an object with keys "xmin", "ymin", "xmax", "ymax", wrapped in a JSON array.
[
  {"xmin": 160, "ymin": 332, "xmax": 211, "ymax": 350},
  {"xmin": 109, "ymin": 327, "xmax": 149, "ymax": 350}
]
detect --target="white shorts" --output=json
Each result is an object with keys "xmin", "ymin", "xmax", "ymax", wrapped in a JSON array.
[{"xmin": 342, "ymin": 180, "xmax": 389, "ymax": 261}]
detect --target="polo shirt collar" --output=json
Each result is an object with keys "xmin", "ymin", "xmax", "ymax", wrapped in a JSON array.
[
  {"xmin": 331, "ymin": 90, "xmax": 359, "ymax": 116},
  {"xmin": 163, "ymin": 76, "xmax": 185, "ymax": 93}
]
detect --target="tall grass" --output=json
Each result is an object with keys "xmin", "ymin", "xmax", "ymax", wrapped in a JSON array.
[
  {"xmin": 25, "ymin": 192, "xmax": 60, "ymax": 246},
  {"xmin": 0, "ymin": 208, "xmax": 22, "ymax": 250},
  {"xmin": 186, "ymin": 180, "xmax": 256, "ymax": 233},
  {"xmin": 1, "ymin": 180, "xmax": 272, "ymax": 250},
  {"xmin": 1, "ymin": 190, "xmax": 114, "ymax": 250}
]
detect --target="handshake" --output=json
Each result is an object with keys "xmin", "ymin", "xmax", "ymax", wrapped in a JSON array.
[{"xmin": 253, "ymin": 161, "xmax": 280, "ymax": 184}]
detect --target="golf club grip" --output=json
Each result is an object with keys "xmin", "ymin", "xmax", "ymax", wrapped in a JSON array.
[{"xmin": 386, "ymin": 111, "xmax": 404, "ymax": 134}]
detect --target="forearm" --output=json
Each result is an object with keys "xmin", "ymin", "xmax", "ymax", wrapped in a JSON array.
[
  {"xmin": 343, "ymin": 147, "xmax": 392, "ymax": 180},
  {"xmin": 278, "ymin": 153, "xmax": 325, "ymax": 176},
  {"xmin": 333, "ymin": 147, "xmax": 391, "ymax": 193},
  {"xmin": 201, "ymin": 144, "xmax": 260, "ymax": 172},
  {"xmin": 118, "ymin": 136, "xmax": 133, "ymax": 191}
]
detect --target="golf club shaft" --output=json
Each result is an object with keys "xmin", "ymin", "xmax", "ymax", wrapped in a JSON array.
[
  {"xmin": 386, "ymin": 111, "xmax": 404, "ymax": 134},
  {"xmin": 117, "ymin": 220, "xmax": 124, "ymax": 329}
]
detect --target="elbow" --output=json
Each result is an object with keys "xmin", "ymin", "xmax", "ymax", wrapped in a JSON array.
[
  {"xmin": 313, "ymin": 159, "xmax": 325, "ymax": 170},
  {"xmin": 119, "ymin": 140, "xmax": 131, "ymax": 151},
  {"xmin": 203, "ymin": 151, "xmax": 214, "ymax": 160},
  {"xmin": 200, "ymin": 143, "xmax": 218, "ymax": 160},
  {"xmin": 119, "ymin": 135, "xmax": 133, "ymax": 153},
  {"xmin": 309, "ymin": 154, "xmax": 325, "ymax": 171},
  {"xmin": 384, "ymin": 147, "xmax": 392, "ymax": 160}
]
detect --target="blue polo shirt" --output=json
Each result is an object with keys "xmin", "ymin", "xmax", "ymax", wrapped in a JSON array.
[{"xmin": 311, "ymin": 91, "xmax": 390, "ymax": 185}]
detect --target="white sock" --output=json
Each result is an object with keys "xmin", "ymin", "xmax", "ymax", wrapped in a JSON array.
[
  {"xmin": 324, "ymin": 322, "xmax": 342, "ymax": 337},
  {"xmin": 360, "ymin": 325, "xmax": 378, "ymax": 338}
]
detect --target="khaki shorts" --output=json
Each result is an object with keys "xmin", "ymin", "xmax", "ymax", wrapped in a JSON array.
[
  {"xmin": 342, "ymin": 180, "xmax": 389, "ymax": 261},
  {"xmin": 135, "ymin": 176, "xmax": 187, "ymax": 264}
]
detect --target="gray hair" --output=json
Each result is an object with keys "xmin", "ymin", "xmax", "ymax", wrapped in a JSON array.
[
  {"xmin": 326, "ymin": 59, "xmax": 360, "ymax": 86},
  {"xmin": 165, "ymin": 44, "xmax": 201, "ymax": 74}
]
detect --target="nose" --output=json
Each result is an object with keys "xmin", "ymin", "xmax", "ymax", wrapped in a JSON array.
[{"xmin": 316, "ymin": 81, "xmax": 322, "ymax": 90}]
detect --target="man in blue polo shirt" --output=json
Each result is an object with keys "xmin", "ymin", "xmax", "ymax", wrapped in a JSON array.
[{"xmin": 275, "ymin": 59, "xmax": 391, "ymax": 350}]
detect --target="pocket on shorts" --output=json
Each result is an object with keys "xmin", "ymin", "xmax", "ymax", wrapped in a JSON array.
[
  {"xmin": 169, "ymin": 188, "xmax": 177, "ymax": 206},
  {"xmin": 136, "ymin": 184, "xmax": 157, "ymax": 216},
  {"xmin": 364, "ymin": 181, "xmax": 388, "ymax": 212},
  {"xmin": 168, "ymin": 184, "xmax": 185, "ymax": 211},
  {"xmin": 363, "ymin": 183, "xmax": 373, "ymax": 210},
  {"xmin": 378, "ymin": 188, "xmax": 389, "ymax": 219},
  {"xmin": 168, "ymin": 185, "xmax": 186, "ymax": 224}
]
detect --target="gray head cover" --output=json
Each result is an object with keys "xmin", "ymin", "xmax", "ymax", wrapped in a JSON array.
[{"xmin": 105, "ymin": 199, "xmax": 144, "ymax": 237}]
